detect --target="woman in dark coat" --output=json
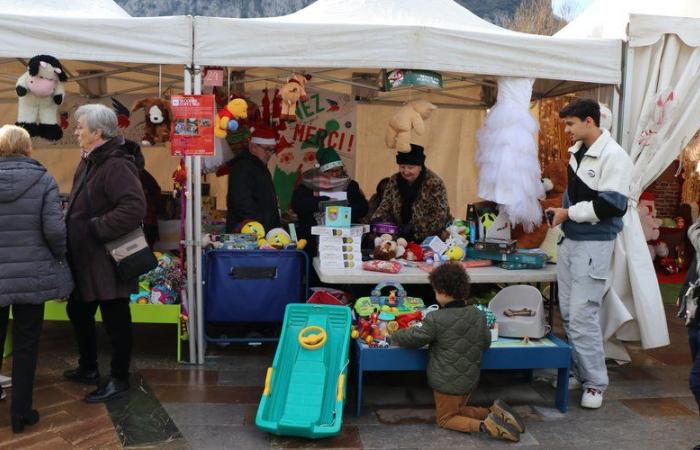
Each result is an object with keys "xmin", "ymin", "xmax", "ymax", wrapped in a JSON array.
[
  {"xmin": 64, "ymin": 104, "xmax": 146, "ymax": 403},
  {"xmin": 292, "ymin": 147, "xmax": 368, "ymax": 258},
  {"xmin": 0, "ymin": 125, "xmax": 72, "ymax": 433}
]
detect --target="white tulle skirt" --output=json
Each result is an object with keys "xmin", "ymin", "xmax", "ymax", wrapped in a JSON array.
[{"xmin": 476, "ymin": 77, "xmax": 544, "ymax": 232}]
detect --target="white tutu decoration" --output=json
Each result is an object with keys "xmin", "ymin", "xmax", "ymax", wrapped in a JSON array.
[{"xmin": 476, "ymin": 77, "xmax": 544, "ymax": 232}]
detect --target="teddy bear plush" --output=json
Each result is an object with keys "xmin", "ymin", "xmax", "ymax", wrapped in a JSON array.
[
  {"xmin": 132, "ymin": 98, "xmax": 173, "ymax": 146},
  {"xmin": 512, "ymin": 159, "xmax": 568, "ymax": 249},
  {"xmin": 373, "ymin": 234, "xmax": 407, "ymax": 260},
  {"xmin": 638, "ymin": 192, "xmax": 662, "ymax": 260},
  {"xmin": 278, "ymin": 74, "xmax": 311, "ymax": 122},
  {"xmin": 385, "ymin": 100, "xmax": 437, "ymax": 152},
  {"xmin": 215, "ymin": 98, "xmax": 248, "ymax": 139},
  {"xmin": 15, "ymin": 55, "xmax": 67, "ymax": 141}
]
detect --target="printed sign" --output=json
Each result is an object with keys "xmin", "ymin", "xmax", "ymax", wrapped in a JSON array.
[{"xmin": 170, "ymin": 95, "xmax": 215, "ymax": 156}]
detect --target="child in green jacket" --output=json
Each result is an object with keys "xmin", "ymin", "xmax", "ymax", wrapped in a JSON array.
[{"xmin": 391, "ymin": 262, "xmax": 525, "ymax": 442}]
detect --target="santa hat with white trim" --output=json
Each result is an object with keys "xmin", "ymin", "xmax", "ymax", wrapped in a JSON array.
[{"xmin": 250, "ymin": 126, "xmax": 278, "ymax": 146}]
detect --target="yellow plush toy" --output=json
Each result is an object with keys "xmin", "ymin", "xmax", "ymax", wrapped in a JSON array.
[
  {"xmin": 278, "ymin": 74, "xmax": 311, "ymax": 122},
  {"xmin": 385, "ymin": 100, "xmax": 438, "ymax": 152},
  {"xmin": 240, "ymin": 220, "xmax": 268, "ymax": 247},
  {"xmin": 265, "ymin": 228, "xmax": 291, "ymax": 249},
  {"xmin": 215, "ymin": 98, "xmax": 248, "ymax": 139}
]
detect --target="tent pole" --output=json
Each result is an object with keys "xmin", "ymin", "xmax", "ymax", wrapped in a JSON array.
[
  {"xmin": 193, "ymin": 65, "xmax": 206, "ymax": 365},
  {"xmin": 184, "ymin": 65, "xmax": 197, "ymax": 365},
  {"xmin": 617, "ymin": 42, "xmax": 635, "ymax": 151}
]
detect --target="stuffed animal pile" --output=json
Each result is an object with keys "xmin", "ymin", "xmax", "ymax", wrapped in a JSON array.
[
  {"xmin": 385, "ymin": 99, "xmax": 437, "ymax": 152},
  {"xmin": 15, "ymin": 55, "xmax": 67, "ymax": 141}
]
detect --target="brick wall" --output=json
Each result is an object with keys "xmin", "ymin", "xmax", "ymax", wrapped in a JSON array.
[{"xmin": 652, "ymin": 160, "xmax": 682, "ymax": 219}]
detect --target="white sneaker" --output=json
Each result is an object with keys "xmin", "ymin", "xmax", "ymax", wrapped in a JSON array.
[
  {"xmin": 580, "ymin": 388, "xmax": 603, "ymax": 409},
  {"xmin": 550, "ymin": 375, "xmax": 582, "ymax": 390},
  {"xmin": 0, "ymin": 374, "xmax": 11, "ymax": 388}
]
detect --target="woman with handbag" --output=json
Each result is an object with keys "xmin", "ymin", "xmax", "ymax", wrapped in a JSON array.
[
  {"xmin": 0, "ymin": 125, "xmax": 73, "ymax": 433},
  {"xmin": 64, "ymin": 104, "xmax": 148, "ymax": 403}
]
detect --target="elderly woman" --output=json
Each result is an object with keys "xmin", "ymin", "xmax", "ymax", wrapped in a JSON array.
[
  {"xmin": 63, "ymin": 104, "xmax": 146, "ymax": 403},
  {"xmin": 292, "ymin": 147, "xmax": 368, "ymax": 257},
  {"xmin": 0, "ymin": 125, "xmax": 72, "ymax": 433},
  {"xmin": 371, "ymin": 144, "xmax": 452, "ymax": 242}
]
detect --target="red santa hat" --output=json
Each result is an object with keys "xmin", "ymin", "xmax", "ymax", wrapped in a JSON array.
[{"xmin": 250, "ymin": 126, "xmax": 277, "ymax": 146}]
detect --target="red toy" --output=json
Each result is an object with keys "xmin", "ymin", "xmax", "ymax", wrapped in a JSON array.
[{"xmin": 396, "ymin": 311, "xmax": 422, "ymax": 329}]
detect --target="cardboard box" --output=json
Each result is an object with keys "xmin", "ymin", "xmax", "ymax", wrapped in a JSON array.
[
  {"xmin": 318, "ymin": 259, "xmax": 359, "ymax": 270},
  {"xmin": 318, "ymin": 236, "xmax": 360, "ymax": 245},
  {"xmin": 318, "ymin": 243, "xmax": 362, "ymax": 253},
  {"xmin": 421, "ymin": 235, "xmax": 448, "ymax": 255},
  {"xmin": 318, "ymin": 251, "xmax": 363, "ymax": 262},
  {"xmin": 324, "ymin": 206, "xmax": 352, "ymax": 227},
  {"xmin": 311, "ymin": 224, "xmax": 369, "ymax": 237}
]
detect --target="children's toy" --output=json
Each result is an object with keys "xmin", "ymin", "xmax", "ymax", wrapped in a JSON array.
[
  {"xmin": 362, "ymin": 260, "xmax": 402, "ymax": 274},
  {"xmin": 325, "ymin": 206, "xmax": 351, "ymax": 228},
  {"xmin": 404, "ymin": 242, "xmax": 424, "ymax": 261},
  {"xmin": 215, "ymin": 98, "xmax": 248, "ymax": 139},
  {"xmin": 384, "ymin": 99, "xmax": 437, "ymax": 152},
  {"xmin": 353, "ymin": 282, "xmax": 425, "ymax": 317},
  {"xmin": 373, "ymin": 234, "xmax": 407, "ymax": 260},
  {"xmin": 443, "ymin": 245, "xmax": 465, "ymax": 261},
  {"xmin": 278, "ymin": 74, "xmax": 311, "ymax": 122},
  {"xmin": 395, "ymin": 311, "xmax": 422, "ymax": 329},
  {"xmin": 266, "ymin": 228, "xmax": 292, "ymax": 249},
  {"xmin": 256, "ymin": 304, "xmax": 351, "ymax": 438},
  {"xmin": 132, "ymin": 97, "xmax": 173, "ymax": 145},
  {"xmin": 15, "ymin": 55, "xmax": 67, "ymax": 141},
  {"xmin": 221, "ymin": 233, "xmax": 258, "ymax": 250},
  {"xmin": 371, "ymin": 222, "xmax": 399, "ymax": 235},
  {"xmin": 421, "ymin": 235, "xmax": 448, "ymax": 256},
  {"xmin": 307, "ymin": 287, "xmax": 351, "ymax": 306},
  {"xmin": 240, "ymin": 220, "xmax": 266, "ymax": 246},
  {"xmin": 489, "ymin": 285, "xmax": 547, "ymax": 339}
]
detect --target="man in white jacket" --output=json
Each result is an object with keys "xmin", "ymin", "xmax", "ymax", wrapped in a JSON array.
[{"xmin": 547, "ymin": 99, "xmax": 634, "ymax": 409}]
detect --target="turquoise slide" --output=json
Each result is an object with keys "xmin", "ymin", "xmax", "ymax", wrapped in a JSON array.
[{"xmin": 256, "ymin": 304, "xmax": 351, "ymax": 439}]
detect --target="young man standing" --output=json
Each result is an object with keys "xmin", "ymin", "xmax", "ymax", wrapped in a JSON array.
[{"xmin": 547, "ymin": 99, "xmax": 634, "ymax": 409}]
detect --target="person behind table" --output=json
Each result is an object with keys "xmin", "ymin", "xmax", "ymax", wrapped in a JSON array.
[
  {"xmin": 370, "ymin": 144, "xmax": 452, "ymax": 242},
  {"xmin": 291, "ymin": 147, "xmax": 368, "ymax": 257},
  {"xmin": 390, "ymin": 262, "xmax": 525, "ymax": 442},
  {"xmin": 546, "ymin": 98, "xmax": 634, "ymax": 410},
  {"xmin": 682, "ymin": 207, "xmax": 700, "ymax": 414},
  {"xmin": 0, "ymin": 125, "xmax": 72, "ymax": 433},
  {"xmin": 226, "ymin": 126, "xmax": 281, "ymax": 232},
  {"xmin": 363, "ymin": 176, "xmax": 390, "ymax": 223}
]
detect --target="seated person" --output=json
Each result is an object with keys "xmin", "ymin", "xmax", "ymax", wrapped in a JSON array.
[
  {"xmin": 226, "ymin": 127, "xmax": 281, "ymax": 232},
  {"xmin": 370, "ymin": 144, "xmax": 452, "ymax": 242},
  {"xmin": 291, "ymin": 147, "xmax": 368, "ymax": 257},
  {"xmin": 391, "ymin": 262, "xmax": 525, "ymax": 442},
  {"xmin": 363, "ymin": 177, "xmax": 390, "ymax": 224}
]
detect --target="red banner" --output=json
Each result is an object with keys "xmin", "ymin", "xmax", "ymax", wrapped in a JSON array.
[{"xmin": 170, "ymin": 95, "xmax": 215, "ymax": 156}]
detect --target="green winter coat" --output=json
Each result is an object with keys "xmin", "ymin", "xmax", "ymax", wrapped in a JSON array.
[{"xmin": 392, "ymin": 301, "xmax": 491, "ymax": 395}]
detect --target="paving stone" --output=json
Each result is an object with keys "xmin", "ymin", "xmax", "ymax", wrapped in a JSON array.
[
  {"xmin": 269, "ymin": 425, "xmax": 362, "ymax": 449},
  {"xmin": 375, "ymin": 407, "xmax": 435, "ymax": 425},
  {"xmin": 163, "ymin": 403, "xmax": 253, "ymax": 427},
  {"xmin": 142, "ymin": 368, "xmax": 219, "ymax": 386},
  {"xmin": 358, "ymin": 423, "xmax": 484, "ymax": 449},
  {"xmin": 216, "ymin": 367, "xmax": 268, "ymax": 386},
  {"xmin": 620, "ymin": 397, "xmax": 696, "ymax": 416},
  {"xmin": 177, "ymin": 424, "xmax": 270, "ymax": 449},
  {"xmin": 152, "ymin": 384, "xmax": 262, "ymax": 404}
]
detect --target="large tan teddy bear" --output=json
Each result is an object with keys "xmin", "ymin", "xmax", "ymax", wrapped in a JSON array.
[
  {"xmin": 512, "ymin": 159, "xmax": 568, "ymax": 249},
  {"xmin": 385, "ymin": 100, "xmax": 437, "ymax": 152},
  {"xmin": 278, "ymin": 74, "xmax": 311, "ymax": 122}
]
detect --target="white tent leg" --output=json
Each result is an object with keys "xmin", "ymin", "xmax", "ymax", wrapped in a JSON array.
[
  {"xmin": 618, "ymin": 42, "xmax": 636, "ymax": 151},
  {"xmin": 184, "ymin": 65, "xmax": 197, "ymax": 365},
  {"xmin": 193, "ymin": 65, "xmax": 206, "ymax": 365}
]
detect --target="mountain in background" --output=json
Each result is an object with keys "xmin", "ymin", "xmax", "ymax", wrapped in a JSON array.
[{"xmin": 114, "ymin": 0, "xmax": 523, "ymax": 23}]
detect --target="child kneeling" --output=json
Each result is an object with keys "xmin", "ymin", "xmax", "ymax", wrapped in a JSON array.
[{"xmin": 391, "ymin": 262, "xmax": 525, "ymax": 442}]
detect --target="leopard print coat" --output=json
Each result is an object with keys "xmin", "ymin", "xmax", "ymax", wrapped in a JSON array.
[{"xmin": 371, "ymin": 169, "xmax": 452, "ymax": 242}]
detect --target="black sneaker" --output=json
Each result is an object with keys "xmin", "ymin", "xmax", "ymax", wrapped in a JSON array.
[
  {"xmin": 63, "ymin": 367, "xmax": 100, "ymax": 385},
  {"xmin": 85, "ymin": 377, "xmax": 130, "ymax": 403}
]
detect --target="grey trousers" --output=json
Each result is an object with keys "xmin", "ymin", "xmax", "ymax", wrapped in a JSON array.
[{"xmin": 557, "ymin": 238, "xmax": 614, "ymax": 392}]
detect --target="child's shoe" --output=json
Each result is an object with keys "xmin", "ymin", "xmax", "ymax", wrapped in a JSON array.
[
  {"xmin": 491, "ymin": 399, "xmax": 525, "ymax": 433},
  {"xmin": 580, "ymin": 388, "xmax": 603, "ymax": 409},
  {"xmin": 482, "ymin": 412, "xmax": 520, "ymax": 442}
]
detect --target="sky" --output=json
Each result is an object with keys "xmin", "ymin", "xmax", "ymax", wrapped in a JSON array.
[{"xmin": 552, "ymin": 0, "xmax": 594, "ymax": 19}]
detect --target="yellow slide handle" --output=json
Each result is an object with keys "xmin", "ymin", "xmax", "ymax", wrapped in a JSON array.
[
  {"xmin": 263, "ymin": 367, "xmax": 273, "ymax": 396},
  {"xmin": 337, "ymin": 373, "xmax": 345, "ymax": 402},
  {"xmin": 298, "ymin": 325, "xmax": 327, "ymax": 350}
]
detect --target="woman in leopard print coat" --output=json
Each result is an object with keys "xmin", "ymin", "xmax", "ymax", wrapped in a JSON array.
[{"xmin": 370, "ymin": 144, "xmax": 452, "ymax": 242}]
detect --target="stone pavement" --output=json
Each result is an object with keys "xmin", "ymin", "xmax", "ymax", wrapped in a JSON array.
[{"xmin": 1, "ymin": 304, "xmax": 699, "ymax": 449}]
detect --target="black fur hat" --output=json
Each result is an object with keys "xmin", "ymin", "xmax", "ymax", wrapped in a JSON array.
[{"xmin": 27, "ymin": 55, "xmax": 68, "ymax": 82}]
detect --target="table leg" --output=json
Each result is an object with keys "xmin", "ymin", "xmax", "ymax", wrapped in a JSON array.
[
  {"xmin": 555, "ymin": 366, "xmax": 569, "ymax": 413},
  {"xmin": 355, "ymin": 348, "xmax": 363, "ymax": 417}
]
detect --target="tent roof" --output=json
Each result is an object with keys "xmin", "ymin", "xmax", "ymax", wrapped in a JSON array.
[
  {"xmin": 0, "ymin": 0, "xmax": 191, "ymax": 64},
  {"xmin": 193, "ymin": 0, "xmax": 621, "ymax": 85},
  {"xmin": 556, "ymin": 0, "xmax": 700, "ymax": 46}
]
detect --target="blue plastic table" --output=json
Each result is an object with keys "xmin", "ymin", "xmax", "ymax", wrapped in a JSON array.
[{"xmin": 353, "ymin": 333, "xmax": 571, "ymax": 416}]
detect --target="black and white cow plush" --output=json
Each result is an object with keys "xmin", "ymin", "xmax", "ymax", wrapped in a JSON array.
[{"xmin": 15, "ymin": 55, "xmax": 68, "ymax": 141}]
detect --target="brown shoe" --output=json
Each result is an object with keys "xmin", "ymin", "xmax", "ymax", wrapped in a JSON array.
[
  {"xmin": 491, "ymin": 399, "xmax": 525, "ymax": 433},
  {"xmin": 483, "ymin": 412, "xmax": 520, "ymax": 442}
]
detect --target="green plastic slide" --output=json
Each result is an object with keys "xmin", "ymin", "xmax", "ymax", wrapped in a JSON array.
[{"xmin": 256, "ymin": 304, "xmax": 351, "ymax": 439}]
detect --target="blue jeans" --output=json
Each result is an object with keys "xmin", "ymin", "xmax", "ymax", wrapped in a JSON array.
[{"xmin": 690, "ymin": 327, "xmax": 700, "ymax": 413}]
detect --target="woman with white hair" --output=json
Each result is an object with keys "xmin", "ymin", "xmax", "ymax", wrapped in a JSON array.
[
  {"xmin": 0, "ymin": 125, "xmax": 72, "ymax": 433},
  {"xmin": 63, "ymin": 104, "xmax": 146, "ymax": 403}
]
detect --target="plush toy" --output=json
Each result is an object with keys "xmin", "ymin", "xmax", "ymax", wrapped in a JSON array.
[
  {"xmin": 404, "ymin": 242, "xmax": 424, "ymax": 262},
  {"xmin": 278, "ymin": 74, "xmax": 311, "ymax": 122},
  {"xmin": 15, "ymin": 55, "xmax": 67, "ymax": 141},
  {"xmin": 132, "ymin": 98, "xmax": 173, "ymax": 146},
  {"xmin": 215, "ymin": 98, "xmax": 248, "ymax": 139},
  {"xmin": 373, "ymin": 234, "xmax": 407, "ymax": 260},
  {"xmin": 172, "ymin": 158, "xmax": 187, "ymax": 198},
  {"xmin": 444, "ymin": 245, "xmax": 465, "ymax": 261},
  {"xmin": 240, "ymin": 220, "xmax": 267, "ymax": 247},
  {"xmin": 265, "ymin": 228, "xmax": 291, "ymax": 249},
  {"xmin": 512, "ymin": 159, "xmax": 568, "ymax": 249},
  {"xmin": 385, "ymin": 100, "xmax": 437, "ymax": 152},
  {"xmin": 638, "ymin": 191, "xmax": 661, "ymax": 260}
]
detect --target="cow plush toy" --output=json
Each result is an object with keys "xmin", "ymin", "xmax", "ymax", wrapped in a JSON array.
[
  {"xmin": 15, "ymin": 55, "xmax": 67, "ymax": 141},
  {"xmin": 132, "ymin": 98, "xmax": 172, "ymax": 146}
]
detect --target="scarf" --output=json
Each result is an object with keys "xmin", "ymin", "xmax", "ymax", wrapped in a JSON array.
[
  {"xmin": 300, "ymin": 167, "xmax": 351, "ymax": 192},
  {"xmin": 396, "ymin": 167, "xmax": 426, "ymax": 224}
]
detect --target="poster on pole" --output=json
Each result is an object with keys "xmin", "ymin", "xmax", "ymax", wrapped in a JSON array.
[{"xmin": 170, "ymin": 95, "xmax": 215, "ymax": 156}]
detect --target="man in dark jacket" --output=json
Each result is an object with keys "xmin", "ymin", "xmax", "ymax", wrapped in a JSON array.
[
  {"xmin": 64, "ymin": 104, "xmax": 146, "ymax": 403},
  {"xmin": 226, "ymin": 126, "xmax": 281, "ymax": 232},
  {"xmin": 391, "ymin": 263, "xmax": 524, "ymax": 442}
]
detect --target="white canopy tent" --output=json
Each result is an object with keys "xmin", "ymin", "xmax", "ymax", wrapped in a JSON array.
[{"xmin": 557, "ymin": 0, "xmax": 700, "ymax": 359}]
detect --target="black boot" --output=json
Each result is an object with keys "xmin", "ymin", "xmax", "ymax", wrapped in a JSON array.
[
  {"xmin": 85, "ymin": 377, "xmax": 130, "ymax": 403},
  {"xmin": 63, "ymin": 367, "xmax": 100, "ymax": 385},
  {"xmin": 11, "ymin": 409, "xmax": 39, "ymax": 434}
]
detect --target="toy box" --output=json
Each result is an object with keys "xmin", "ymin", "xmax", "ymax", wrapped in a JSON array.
[
  {"xmin": 318, "ymin": 236, "xmax": 360, "ymax": 246},
  {"xmin": 320, "ymin": 259, "xmax": 359, "ymax": 270},
  {"xmin": 421, "ymin": 235, "xmax": 448, "ymax": 255},
  {"xmin": 318, "ymin": 242, "xmax": 362, "ymax": 253},
  {"xmin": 467, "ymin": 247, "xmax": 547, "ymax": 269},
  {"xmin": 324, "ymin": 206, "xmax": 352, "ymax": 227},
  {"xmin": 318, "ymin": 251, "xmax": 362, "ymax": 263},
  {"xmin": 312, "ymin": 224, "xmax": 369, "ymax": 238}
]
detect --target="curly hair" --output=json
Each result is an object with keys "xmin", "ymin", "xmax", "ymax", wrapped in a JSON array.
[{"xmin": 428, "ymin": 262, "xmax": 471, "ymax": 303}]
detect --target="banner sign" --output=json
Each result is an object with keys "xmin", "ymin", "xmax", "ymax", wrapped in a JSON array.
[
  {"xmin": 383, "ymin": 69, "xmax": 443, "ymax": 91},
  {"xmin": 170, "ymin": 95, "xmax": 215, "ymax": 156}
]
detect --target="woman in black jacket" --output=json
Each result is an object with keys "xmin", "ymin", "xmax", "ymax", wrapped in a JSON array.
[
  {"xmin": 0, "ymin": 125, "xmax": 72, "ymax": 433},
  {"xmin": 291, "ymin": 147, "xmax": 368, "ymax": 259}
]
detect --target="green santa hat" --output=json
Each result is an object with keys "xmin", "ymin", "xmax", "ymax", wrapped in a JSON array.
[{"xmin": 316, "ymin": 147, "xmax": 344, "ymax": 172}]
